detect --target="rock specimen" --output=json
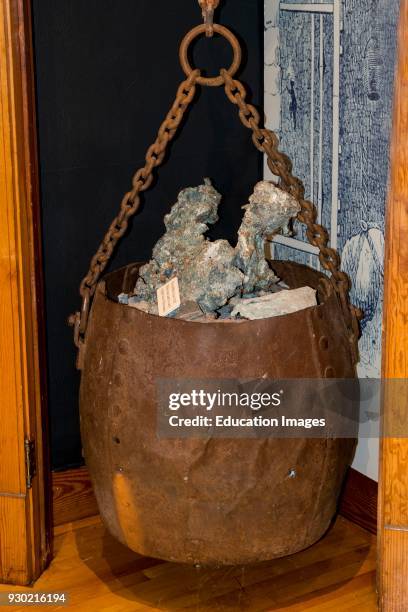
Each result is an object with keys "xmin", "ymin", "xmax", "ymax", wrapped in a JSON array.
[
  {"xmin": 230, "ymin": 287, "xmax": 317, "ymax": 320},
  {"xmin": 236, "ymin": 180, "xmax": 300, "ymax": 293},
  {"xmin": 132, "ymin": 178, "xmax": 301, "ymax": 316},
  {"xmin": 134, "ymin": 179, "xmax": 244, "ymax": 313}
]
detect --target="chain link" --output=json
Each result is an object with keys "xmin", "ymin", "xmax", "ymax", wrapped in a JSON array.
[
  {"xmin": 69, "ymin": 69, "xmax": 200, "ymax": 346},
  {"xmin": 198, "ymin": 0, "xmax": 220, "ymax": 36},
  {"xmin": 70, "ymin": 26, "xmax": 359, "ymax": 365},
  {"xmin": 221, "ymin": 69, "xmax": 360, "ymax": 358}
]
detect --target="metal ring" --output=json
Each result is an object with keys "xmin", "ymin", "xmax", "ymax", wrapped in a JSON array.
[{"xmin": 179, "ymin": 24, "xmax": 242, "ymax": 87}]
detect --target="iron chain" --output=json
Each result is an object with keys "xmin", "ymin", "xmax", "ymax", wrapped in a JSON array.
[
  {"xmin": 221, "ymin": 69, "xmax": 360, "ymax": 357},
  {"xmin": 70, "ymin": 25, "xmax": 359, "ymax": 365},
  {"xmin": 69, "ymin": 69, "xmax": 200, "ymax": 346}
]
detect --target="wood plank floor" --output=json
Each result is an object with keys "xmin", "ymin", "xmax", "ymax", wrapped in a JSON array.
[{"xmin": 0, "ymin": 516, "xmax": 377, "ymax": 611}]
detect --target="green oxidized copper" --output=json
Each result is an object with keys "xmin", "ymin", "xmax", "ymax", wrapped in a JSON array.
[
  {"xmin": 236, "ymin": 180, "xmax": 300, "ymax": 293},
  {"xmin": 133, "ymin": 179, "xmax": 300, "ymax": 315}
]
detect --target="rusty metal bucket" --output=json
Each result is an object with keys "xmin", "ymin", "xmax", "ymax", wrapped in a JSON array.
[
  {"xmin": 72, "ymin": 19, "xmax": 360, "ymax": 566},
  {"xmin": 79, "ymin": 260, "xmax": 357, "ymax": 566}
]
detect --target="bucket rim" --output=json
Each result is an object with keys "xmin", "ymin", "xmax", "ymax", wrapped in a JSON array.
[{"xmin": 94, "ymin": 260, "xmax": 335, "ymax": 328}]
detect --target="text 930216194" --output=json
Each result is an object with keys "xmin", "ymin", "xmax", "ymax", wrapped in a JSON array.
[{"xmin": 0, "ymin": 593, "xmax": 68, "ymax": 606}]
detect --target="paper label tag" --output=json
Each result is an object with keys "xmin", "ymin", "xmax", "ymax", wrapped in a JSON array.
[{"xmin": 157, "ymin": 277, "xmax": 181, "ymax": 317}]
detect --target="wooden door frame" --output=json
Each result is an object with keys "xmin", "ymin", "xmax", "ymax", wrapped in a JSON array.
[
  {"xmin": 0, "ymin": 0, "xmax": 50, "ymax": 585},
  {"xmin": 378, "ymin": 1, "xmax": 408, "ymax": 610}
]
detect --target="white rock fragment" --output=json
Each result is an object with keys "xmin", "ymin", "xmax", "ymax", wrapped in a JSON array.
[
  {"xmin": 230, "ymin": 286, "xmax": 317, "ymax": 320},
  {"xmin": 118, "ymin": 293, "xmax": 129, "ymax": 305},
  {"xmin": 128, "ymin": 298, "xmax": 158, "ymax": 315}
]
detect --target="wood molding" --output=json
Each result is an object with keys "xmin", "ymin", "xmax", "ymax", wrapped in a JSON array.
[
  {"xmin": 339, "ymin": 468, "xmax": 378, "ymax": 535},
  {"xmin": 379, "ymin": 1, "xmax": 408, "ymax": 610},
  {"xmin": 0, "ymin": 0, "xmax": 50, "ymax": 585},
  {"xmin": 53, "ymin": 465, "xmax": 378, "ymax": 537},
  {"xmin": 52, "ymin": 468, "xmax": 98, "ymax": 527}
]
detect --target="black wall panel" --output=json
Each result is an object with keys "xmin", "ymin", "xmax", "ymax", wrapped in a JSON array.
[{"xmin": 32, "ymin": 0, "xmax": 264, "ymax": 469}]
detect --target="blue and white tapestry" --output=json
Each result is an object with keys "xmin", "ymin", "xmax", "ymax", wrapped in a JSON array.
[{"xmin": 264, "ymin": 0, "xmax": 399, "ymax": 379}]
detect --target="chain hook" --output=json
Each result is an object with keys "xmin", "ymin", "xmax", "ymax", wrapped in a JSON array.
[{"xmin": 198, "ymin": 0, "xmax": 220, "ymax": 37}]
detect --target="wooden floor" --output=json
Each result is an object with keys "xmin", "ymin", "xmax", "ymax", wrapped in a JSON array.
[{"xmin": 1, "ymin": 515, "xmax": 377, "ymax": 611}]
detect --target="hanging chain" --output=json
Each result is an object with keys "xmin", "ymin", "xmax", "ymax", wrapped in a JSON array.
[
  {"xmin": 70, "ymin": 22, "xmax": 359, "ymax": 365},
  {"xmin": 68, "ymin": 69, "xmax": 200, "ymax": 349},
  {"xmin": 198, "ymin": 0, "xmax": 220, "ymax": 36},
  {"xmin": 221, "ymin": 68, "xmax": 360, "ymax": 358}
]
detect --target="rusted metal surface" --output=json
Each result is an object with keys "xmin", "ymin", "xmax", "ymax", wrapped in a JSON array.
[
  {"xmin": 80, "ymin": 261, "xmax": 357, "ymax": 566},
  {"xmin": 74, "ymin": 17, "xmax": 360, "ymax": 566},
  {"xmin": 198, "ymin": 0, "xmax": 220, "ymax": 37},
  {"xmin": 179, "ymin": 24, "xmax": 241, "ymax": 86},
  {"xmin": 68, "ymin": 69, "xmax": 200, "ymax": 357}
]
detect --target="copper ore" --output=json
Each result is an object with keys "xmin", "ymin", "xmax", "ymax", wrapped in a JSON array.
[
  {"xmin": 134, "ymin": 179, "xmax": 244, "ymax": 313},
  {"xmin": 236, "ymin": 181, "xmax": 301, "ymax": 293},
  {"xmin": 133, "ymin": 179, "xmax": 300, "ymax": 315}
]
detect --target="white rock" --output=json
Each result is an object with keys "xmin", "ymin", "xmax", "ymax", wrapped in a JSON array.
[{"xmin": 231, "ymin": 287, "xmax": 317, "ymax": 320}]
